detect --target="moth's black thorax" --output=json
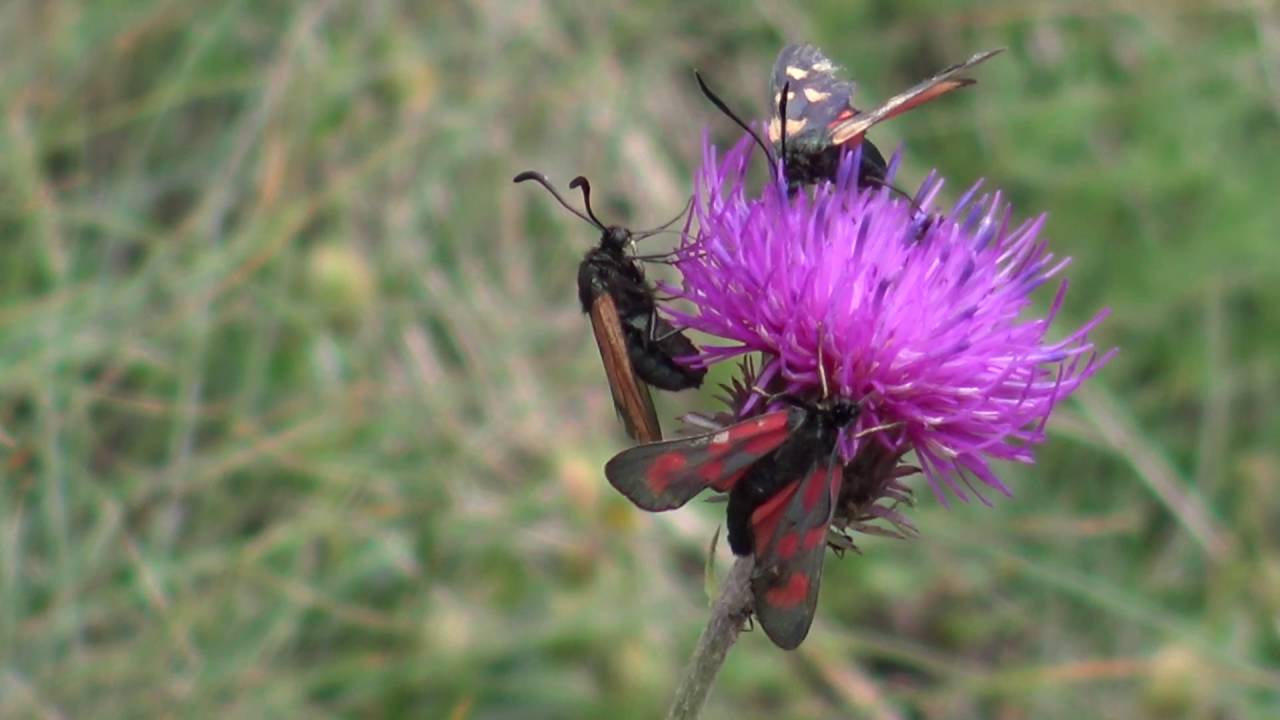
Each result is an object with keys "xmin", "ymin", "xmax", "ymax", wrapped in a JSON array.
[
  {"xmin": 781, "ymin": 136, "xmax": 888, "ymax": 191},
  {"xmin": 577, "ymin": 231, "xmax": 650, "ymax": 316},
  {"xmin": 725, "ymin": 400, "xmax": 858, "ymax": 555},
  {"xmin": 578, "ymin": 228, "xmax": 706, "ymax": 392}
]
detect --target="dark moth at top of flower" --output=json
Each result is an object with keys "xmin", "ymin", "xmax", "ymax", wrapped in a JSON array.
[{"xmin": 768, "ymin": 43, "xmax": 1003, "ymax": 190}]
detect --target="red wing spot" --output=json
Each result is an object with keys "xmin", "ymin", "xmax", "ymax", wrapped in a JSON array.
[
  {"xmin": 802, "ymin": 526, "xmax": 827, "ymax": 550},
  {"xmin": 751, "ymin": 483, "xmax": 798, "ymax": 552},
  {"xmin": 740, "ymin": 412, "xmax": 791, "ymax": 454},
  {"xmin": 764, "ymin": 572, "xmax": 810, "ymax": 609},
  {"xmin": 832, "ymin": 108, "xmax": 855, "ymax": 123},
  {"xmin": 759, "ymin": 412, "xmax": 790, "ymax": 432},
  {"xmin": 647, "ymin": 452, "xmax": 688, "ymax": 496},
  {"xmin": 697, "ymin": 459, "xmax": 724, "ymax": 484},
  {"xmin": 801, "ymin": 468, "xmax": 829, "ymax": 510},
  {"xmin": 744, "ymin": 434, "xmax": 782, "ymax": 455},
  {"xmin": 775, "ymin": 532, "xmax": 799, "ymax": 560}
]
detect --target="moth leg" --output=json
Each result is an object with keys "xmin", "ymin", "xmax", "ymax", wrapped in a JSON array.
[{"xmin": 647, "ymin": 308, "xmax": 684, "ymax": 343}]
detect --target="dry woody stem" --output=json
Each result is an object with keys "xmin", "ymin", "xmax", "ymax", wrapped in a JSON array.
[{"xmin": 665, "ymin": 555, "xmax": 756, "ymax": 720}]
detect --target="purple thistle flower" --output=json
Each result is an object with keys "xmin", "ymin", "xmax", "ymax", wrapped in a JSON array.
[{"xmin": 667, "ymin": 133, "xmax": 1114, "ymax": 506}]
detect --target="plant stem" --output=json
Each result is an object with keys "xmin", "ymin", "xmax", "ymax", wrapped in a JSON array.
[{"xmin": 665, "ymin": 555, "xmax": 755, "ymax": 720}]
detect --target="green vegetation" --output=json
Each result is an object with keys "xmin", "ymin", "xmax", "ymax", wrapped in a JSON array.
[{"xmin": 1, "ymin": 1, "xmax": 1277, "ymax": 717}]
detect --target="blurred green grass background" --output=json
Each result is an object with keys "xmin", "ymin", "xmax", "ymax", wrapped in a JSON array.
[{"xmin": 1, "ymin": 1, "xmax": 1278, "ymax": 718}]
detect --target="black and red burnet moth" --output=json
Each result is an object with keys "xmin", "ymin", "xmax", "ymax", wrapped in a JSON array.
[{"xmin": 604, "ymin": 389, "xmax": 864, "ymax": 649}]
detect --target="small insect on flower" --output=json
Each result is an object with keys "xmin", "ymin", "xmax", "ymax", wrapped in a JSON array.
[
  {"xmin": 514, "ymin": 172, "xmax": 706, "ymax": 441},
  {"xmin": 769, "ymin": 43, "xmax": 1003, "ymax": 189},
  {"xmin": 605, "ymin": 375, "xmax": 882, "ymax": 649}
]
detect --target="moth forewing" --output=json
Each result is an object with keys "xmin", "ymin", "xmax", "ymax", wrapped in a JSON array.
[
  {"xmin": 588, "ymin": 292, "xmax": 662, "ymax": 443},
  {"xmin": 828, "ymin": 48, "xmax": 1004, "ymax": 146}
]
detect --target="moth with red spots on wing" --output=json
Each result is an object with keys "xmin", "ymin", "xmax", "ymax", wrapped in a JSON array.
[
  {"xmin": 769, "ymin": 43, "xmax": 1003, "ymax": 190},
  {"xmin": 605, "ymin": 397, "xmax": 859, "ymax": 649}
]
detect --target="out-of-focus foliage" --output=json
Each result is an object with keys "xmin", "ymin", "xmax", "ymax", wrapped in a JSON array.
[{"xmin": 1, "ymin": 1, "xmax": 1277, "ymax": 718}]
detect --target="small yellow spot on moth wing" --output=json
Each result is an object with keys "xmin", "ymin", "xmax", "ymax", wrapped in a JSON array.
[
  {"xmin": 785, "ymin": 65, "xmax": 809, "ymax": 80},
  {"xmin": 785, "ymin": 118, "xmax": 807, "ymax": 135},
  {"xmin": 767, "ymin": 117, "xmax": 782, "ymax": 143},
  {"xmin": 803, "ymin": 87, "xmax": 830, "ymax": 102},
  {"xmin": 812, "ymin": 60, "xmax": 834, "ymax": 72}
]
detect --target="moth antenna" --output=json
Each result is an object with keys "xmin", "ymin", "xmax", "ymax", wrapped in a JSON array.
[
  {"xmin": 568, "ymin": 176, "xmax": 609, "ymax": 231},
  {"xmin": 635, "ymin": 195, "xmax": 693, "ymax": 239},
  {"xmin": 778, "ymin": 80, "xmax": 790, "ymax": 176},
  {"xmin": 513, "ymin": 170, "xmax": 599, "ymax": 229},
  {"xmin": 694, "ymin": 70, "xmax": 776, "ymax": 171}
]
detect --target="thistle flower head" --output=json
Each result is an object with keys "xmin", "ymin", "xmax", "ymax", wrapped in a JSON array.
[{"xmin": 669, "ymin": 133, "xmax": 1113, "ymax": 504}]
